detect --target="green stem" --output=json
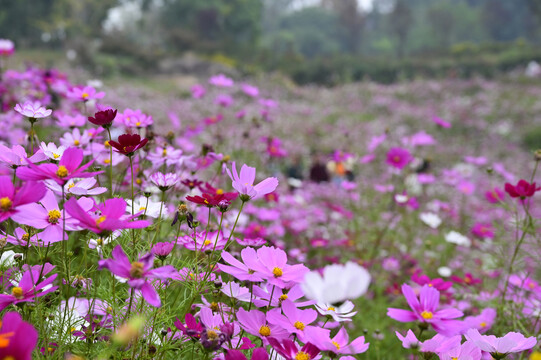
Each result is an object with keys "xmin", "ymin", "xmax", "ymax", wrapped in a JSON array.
[{"xmin": 106, "ymin": 128, "xmax": 114, "ymax": 197}]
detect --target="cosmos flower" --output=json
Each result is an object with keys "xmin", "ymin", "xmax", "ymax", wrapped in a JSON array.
[
  {"xmin": 0, "ymin": 39, "xmax": 15, "ymax": 56},
  {"xmin": 98, "ymin": 245, "xmax": 177, "ymax": 307},
  {"xmin": 67, "ymin": 85, "xmax": 105, "ymax": 102},
  {"xmin": 209, "ymin": 74, "xmax": 234, "ymax": 87},
  {"xmin": 0, "ymin": 176, "xmax": 47, "ymax": 222},
  {"xmin": 0, "ymin": 312, "xmax": 38, "ymax": 360},
  {"xmin": 465, "ymin": 329, "xmax": 536, "ymax": 358},
  {"xmin": 386, "ymin": 147, "xmax": 413, "ymax": 170},
  {"xmin": 267, "ymin": 338, "xmax": 319, "ymax": 360},
  {"xmin": 225, "ymin": 348, "xmax": 268, "ymax": 360},
  {"xmin": 109, "ymin": 134, "xmax": 148, "ymax": 156},
  {"xmin": 267, "ymin": 299, "xmax": 317, "ymax": 341},
  {"xmin": 88, "ymin": 109, "xmax": 117, "ymax": 128},
  {"xmin": 302, "ymin": 262, "xmax": 371, "ymax": 304},
  {"xmin": 387, "ymin": 284, "xmax": 464, "ymax": 336},
  {"xmin": 226, "ymin": 162, "xmax": 278, "ymax": 200},
  {"xmin": 504, "ymin": 179, "xmax": 540, "ymax": 199},
  {"xmin": 304, "ymin": 327, "xmax": 369, "ymax": 355},
  {"xmin": 14, "ymin": 101, "xmax": 52, "ymax": 119},
  {"xmin": 0, "ymin": 144, "xmax": 47, "ymax": 168},
  {"xmin": 236, "ymin": 308, "xmax": 289, "ymax": 344}
]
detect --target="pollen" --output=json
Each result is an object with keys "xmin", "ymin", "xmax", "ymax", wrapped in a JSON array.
[
  {"xmin": 206, "ymin": 330, "xmax": 218, "ymax": 340},
  {"xmin": 216, "ymin": 188, "xmax": 224, "ymax": 195},
  {"xmin": 0, "ymin": 331, "xmax": 13, "ymax": 348},
  {"xmin": 56, "ymin": 165, "xmax": 69, "ymax": 178},
  {"xmin": 203, "ymin": 240, "xmax": 212, "ymax": 246},
  {"xmin": 48, "ymin": 209, "xmax": 61, "ymax": 224},
  {"xmin": 327, "ymin": 307, "xmax": 336, "ymax": 311},
  {"xmin": 0, "ymin": 197, "xmax": 12, "ymax": 211},
  {"xmin": 259, "ymin": 325, "xmax": 271, "ymax": 336},
  {"xmin": 22, "ymin": 233, "xmax": 30, "ymax": 241},
  {"xmin": 294, "ymin": 321, "xmax": 305, "ymax": 330},
  {"xmin": 74, "ymin": 139, "xmax": 80, "ymax": 146},
  {"xmin": 104, "ymin": 140, "xmax": 110, "ymax": 148},
  {"xmin": 96, "ymin": 216, "xmax": 107, "ymax": 226},
  {"xmin": 68, "ymin": 183, "xmax": 76, "ymax": 189},
  {"xmin": 139, "ymin": 207, "xmax": 146, "ymax": 211},
  {"xmin": 11, "ymin": 287, "xmax": 23, "ymax": 299},
  {"xmin": 81, "ymin": 92, "xmax": 89, "ymax": 99},
  {"xmin": 332, "ymin": 341, "xmax": 340, "ymax": 350},
  {"xmin": 129, "ymin": 261, "xmax": 145, "ymax": 278},
  {"xmin": 279, "ymin": 294, "xmax": 288, "ymax": 302},
  {"xmin": 53, "ymin": 153, "xmax": 60, "ymax": 159},
  {"xmin": 272, "ymin": 267, "xmax": 283, "ymax": 277},
  {"xmin": 136, "ymin": 121, "xmax": 141, "ymax": 127},
  {"xmin": 210, "ymin": 302, "xmax": 219, "ymax": 312},
  {"xmin": 295, "ymin": 351, "xmax": 311, "ymax": 360},
  {"xmin": 103, "ymin": 159, "xmax": 111, "ymax": 164},
  {"xmin": 480, "ymin": 321, "xmax": 487, "ymax": 328},
  {"xmin": 162, "ymin": 149, "xmax": 167, "ymax": 157},
  {"xmin": 421, "ymin": 311, "xmax": 433, "ymax": 320},
  {"xmin": 452, "ymin": 358, "xmax": 458, "ymax": 360}
]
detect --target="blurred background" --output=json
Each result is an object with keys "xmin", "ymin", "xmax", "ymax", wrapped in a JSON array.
[{"xmin": 2, "ymin": 0, "xmax": 541, "ymax": 85}]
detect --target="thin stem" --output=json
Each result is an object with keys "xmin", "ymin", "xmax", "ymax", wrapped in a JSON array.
[
  {"xmin": 129, "ymin": 156, "xmax": 136, "ymax": 248},
  {"xmin": 106, "ymin": 128, "xmax": 114, "ymax": 197}
]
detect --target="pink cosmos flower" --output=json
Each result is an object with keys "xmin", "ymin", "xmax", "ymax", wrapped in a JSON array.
[
  {"xmin": 241, "ymin": 84, "xmax": 259, "ymax": 97},
  {"xmin": 252, "ymin": 284, "xmax": 310, "ymax": 308},
  {"xmin": 305, "ymin": 327, "xmax": 369, "ymax": 355},
  {"xmin": 0, "ymin": 312, "xmax": 38, "ymax": 360},
  {"xmin": 56, "ymin": 113, "xmax": 87, "ymax": 128},
  {"xmin": 465, "ymin": 329, "xmax": 536, "ymax": 357},
  {"xmin": 98, "ymin": 245, "xmax": 177, "ymax": 307},
  {"xmin": 209, "ymin": 74, "xmax": 234, "ymax": 87},
  {"xmin": 249, "ymin": 246, "xmax": 308, "ymax": 288},
  {"xmin": 14, "ymin": 101, "xmax": 52, "ymax": 118},
  {"xmin": 191, "ymin": 84, "xmax": 206, "ymax": 98},
  {"xmin": 471, "ymin": 223, "xmax": 494, "ymax": 239},
  {"xmin": 485, "ymin": 187, "xmax": 505, "ymax": 203},
  {"xmin": 438, "ymin": 340, "xmax": 481, "ymax": 360},
  {"xmin": 0, "ymin": 176, "xmax": 47, "ymax": 222},
  {"xmin": 433, "ymin": 116, "xmax": 451, "ymax": 128},
  {"xmin": 11, "ymin": 190, "xmax": 93, "ymax": 244},
  {"xmin": 396, "ymin": 329, "xmax": 420, "ymax": 349},
  {"xmin": 45, "ymin": 178, "xmax": 107, "ymax": 196},
  {"xmin": 66, "ymin": 85, "xmax": 105, "ymax": 102},
  {"xmin": 267, "ymin": 299, "xmax": 317, "ymax": 341},
  {"xmin": 386, "ymin": 147, "xmax": 412, "ymax": 170},
  {"xmin": 267, "ymin": 338, "xmax": 319, "ymax": 360},
  {"xmin": 0, "ymin": 144, "xmax": 47, "ymax": 168},
  {"xmin": 150, "ymin": 172, "xmax": 180, "ymax": 191},
  {"xmin": 236, "ymin": 308, "xmax": 289, "ymax": 344},
  {"xmin": 504, "ymin": 179, "xmax": 540, "ymax": 199},
  {"xmin": 219, "ymin": 247, "xmax": 265, "ymax": 282},
  {"xmin": 225, "ymin": 348, "xmax": 268, "ymax": 360},
  {"xmin": 215, "ymin": 94, "xmax": 234, "ymax": 107},
  {"xmin": 387, "ymin": 284, "xmax": 464, "ymax": 336},
  {"xmin": 463, "ymin": 308, "xmax": 496, "ymax": 334},
  {"xmin": 226, "ymin": 162, "xmax": 278, "ymax": 200},
  {"xmin": 16, "ymin": 147, "xmax": 102, "ymax": 185},
  {"xmin": 65, "ymin": 197, "xmax": 150, "ymax": 235},
  {"xmin": 177, "ymin": 231, "xmax": 227, "ymax": 252},
  {"xmin": 117, "ymin": 108, "xmax": 153, "ymax": 128},
  {"xmin": 0, "ymin": 263, "xmax": 58, "ymax": 311},
  {"xmin": 411, "ymin": 271, "xmax": 453, "ymax": 291},
  {"xmin": 1, "ymin": 227, "xmax": 42, "ymax": 247}
]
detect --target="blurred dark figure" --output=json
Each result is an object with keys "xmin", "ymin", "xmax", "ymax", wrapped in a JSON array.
[
  {"xmin": 286, "ymin": 156, "xmax": 304, "ymax": 180},
  {"xmin": 309, "ymin": 154, "xmax": 330, "ymax": 183}
]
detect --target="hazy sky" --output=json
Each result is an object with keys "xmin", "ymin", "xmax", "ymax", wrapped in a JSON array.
[{"xmin": 291, "ymin": 0, "xmax": 374, "ymax": 11}]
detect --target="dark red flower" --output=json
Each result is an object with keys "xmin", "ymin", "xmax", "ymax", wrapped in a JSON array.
[
  {"xmin": 186, "ymin": 192, "xmax": 237, "ymax": 208},
  {"xmin": 450, "ymin": 273, "xmax": 482, "ymax": 287},
  {"xmin": 109, "ymin": 134, "xmax": 148, "ymax": 156},
  {"xmin": 88, "ymin": 109, "xmax": 117, "ymax": 128},
  {"xmin": 181, "ymin": 178, "xmax": 204, "ymax": 190},
  {"xmin": 504, "ymin": 180, "xmax": 540, "ymax": 199}
]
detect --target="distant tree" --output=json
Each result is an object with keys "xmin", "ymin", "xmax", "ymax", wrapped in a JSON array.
[
  {"xmin": 322, "ymin": 0, "xmax": 364, "ymax": 53},
  {"xmin": 388, "ymin": 0, "xmax": 413, "ymax": 58}
]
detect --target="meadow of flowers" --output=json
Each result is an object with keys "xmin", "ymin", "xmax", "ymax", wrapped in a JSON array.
[{"xmin": 0, "ymin": 39, "xmax": 541, "ymax": 360}]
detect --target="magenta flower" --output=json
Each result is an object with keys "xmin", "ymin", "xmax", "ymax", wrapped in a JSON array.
[
  {"xmin": 191, "ymin": 84, "xmax": 206, "ymax": 98},
  {"xmin": 267, "ymin": 338, "xmax": 319, "ymax": 360},
  {"xmin": 236, "ymin": 308, "xmax": 289, "ymax": 344},
  {"xmin": 386, "ymin": 147, "xmax": 413, "ymax": 170},
  {"xmin": 267, "ymin": 299, "xmax": 317, "ymax": 341},
  {"xmin": 433, "ymin": 116, "xmax": 451, "ymax": 128},
  {"xmin": 226, "ymin": 162, "xmax": 278, "ymax": 200},
  {"xmin": 387, "ymin": 284, "xmax": 463, "ymax": 336},
  {"xmin": 411, "ymin": 271, "xmax": 453, "ymax": 291},
  {"xmin": 249, "ymin": 246, "xmax": 308, "ymax": 288},
  {"xmin": 465, "ymin": 329, "xmax": 536, "ymax": 358},
  {"xmin": 395, "ymin": 329, "xmax": 419, "ymax": 349},
  {"xmin": 463, "ymin": 308, "xmax": 496, "ymax": 333},
  {"xmin": 174, "ymin": 313, "xmax": 203, "ymax": 339},
  {"xmin": 438, "ymin": 340, "xmax": 481, "ymax": 360},
  {"xmin": 177, "ymin": 231, "xmax": 227, "ymax": 252},
  {"xmin": 0, "ymin": 263, "xmax": 58, "ymax": 311},
  {"xmin": 14, "ymin": 101, "xmax": 52, "ymax": 119},
  {"xmin": 11, "ymin": 190, "xmax": 93, "ymax": 244},
  {"xmin": 98, "ymin": 245, "xmax": 177, "ymax": 307},
  {"xmin": 0, "ymin": 144, "xmax": 48, "ymax": 167},
  {"xmin": 304, "ymin": 327, "xmax": 369, "ymax": 355},
  {"xmin": 0, "ymin": 39, "xmax": 15, "ymax": 56},
  {"xmin": 471, "ymin": 222, "xmax": 494, "ymax": 239},
  {"xmin": 252, "ymin": 284, "xmax": 309, "ymax": 308},
  {"xmin": 16, "ymin": 147, "xmax": 102, "ymax": 185},
  {"xmin": 225, "ymin": 348, "xmax": 268, "ymax": 360},
  {"xmin": 0, "ymin": 176, "xmax": 47, "ymax": 222},
  {"xmin": 0, "ymin": 312, "xmax": 38, "ymax": 360},
  {"xmin": 65, "ymin": 197, "xmax": 150, "ymax": 235},
  {"xmin": 117, "ymin": 108, "xmax": 153, "ymax": 128},
  {"xmin": 485, "ymin": 187, "xmax": 505, "ymax": 203},
  {"xmin": 209, "ymin": 74, "xmax": 234, "ymax": 87},
  {"xmin": 504, "ymin": 179, "xmax": 540, "ymax": 199},
  {"xmin": 67, "ymin": 85, "xmax": 105, "ymax": 102}
]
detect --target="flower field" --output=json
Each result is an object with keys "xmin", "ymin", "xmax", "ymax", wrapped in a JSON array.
[{"xmin": 1, "ymin": 41, "xmax": 541, "ymax": 359}]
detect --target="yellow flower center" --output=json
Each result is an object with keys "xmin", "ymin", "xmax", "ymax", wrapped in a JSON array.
[
  {"xmin": 480, "ymin": 321, "xmax": 487, "ymax": 328},
  {"xmin": 48, "ymin": 209, "xmax": 61, "ymax": 224},
  {"xmin": 81, "ymin": 92, "xmax": 89, "ymax": 99},
  {"xmin": 259, "ymin": 325, "xmax": 271, "ymax": 336},
  {"xmin": 96, "ymin": 216, "xmax": 107, "ymax": 227},
  {"xmin": 139, "ymin": 207, "xmax": 146, "ymax": 211},
  {"xmin": 68, "ymin": 183, "xmax": 76, "ymax": 189},
  {"xmin": 74, "ymin": 139, "xmax": 80, "ymax": 146},
  {"xmin": 96, "ymin": 238, "xmax": 104, "ymax": 246},
  {"xmin": 332, "ymin": 341, "xmax": 340, "ymax": 350},
  {"xmin": 22, "ymin": 233, "xmax": 29, "ymax": 241},
  {"xmin": 203, "ymin": 240, "xmax": 212, "ymax": 246},
  {"xmin": 295, "ymin": 351, "xmax": 311, "ymax": 360},
  {"xmin": 272, "ymin": 267, "xmax": 283, "ymax": 277},
  {"xmin": 162, "ymin": 149, "xmax": 167, "ymax": 157},
  {"xmin": 210, "ymin": 302, "xmax": 219, "ymax": 312},
  {"xmin": 216, "ymin": 188, "xmax": 224, "ymax": 195},
  {"xmin": 129, "ymin": 262, "xmax": 145, "ymax": 278},
  {"xmin": 279, "ymin": 294, "xmax": 288, "ymax": 303},
  {"xmin": 294, "ymin": 321, "xmax": 305, "ymax": 330},
  {"xmin": 103, "ymin": 159, "xmax": 111, "ymax": 164},
  {"xmin": 421, "ymin": 311, "xmax": 433, "ymax": 320},
  {"xmin": 53, "ymin": 153, "xmax": 60, "ymax": 159},
  {"xmin": 11, "ymin": 287, "xmax": 23, "ymax": 299},
  {"xmin": 104, "ymin": 140, "xmax": 110, "ymax": 148},
  {"xmin": 206, "ymin": 330, "xmax": 218, "ymax": 340},
  {"xmin": 327, "ymin": 307, "xmax": 336, "ymax": 311},
  {"xmin": 452, "ymin": 358, "xmax": 458, "ymax": 360},
  {"xmin": 136, "ymin": 178, "xmax": 142, "ymax": 185},
  {"xmin": 3, "ymin": 356, "xmax": 16, "ymax": 360},
  {"xmin": 56, "ymin": 165, "xmax": 68, "ymax": 178},
  {"xmin": 136, "ymin": 121, "xmax": 141, "ymax": 127},
  {"xmin": 0, "ymin": 197, "xmax": 12, "ymax": 211}
]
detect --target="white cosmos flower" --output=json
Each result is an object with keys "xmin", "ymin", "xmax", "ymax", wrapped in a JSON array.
[
  {"xmin": 0, "ymin": 250, "xmax": 22, "ymax": 266},
  {"xmin": 301, "ymin": 262, "xmax": 371, "ymax": 304},
  {"xmin": 445, "ymin": 231, "xmax": 471, "ymax": 247},
  {"xmin": 315, "ymin": 300, "xmax": 357, "ymax": 322},
  {"xmin": 40, "ymin": 142, "xmax": 66, "ymax": 160},
  {"xmin": 419, "ymin": 212, "xmax": 442, "ymax": 229},
  {"xmin": 126, "ymin": 196, "xmax": 167, "ymax": 218}
]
